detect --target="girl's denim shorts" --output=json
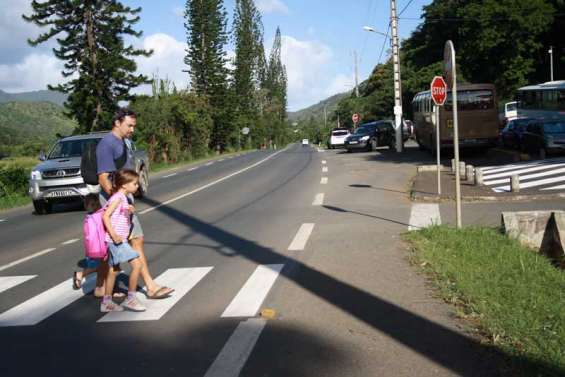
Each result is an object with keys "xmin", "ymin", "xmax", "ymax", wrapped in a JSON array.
[{"xmin": 107, "ymin": 242, "xmax": 139, "ymax": 266}]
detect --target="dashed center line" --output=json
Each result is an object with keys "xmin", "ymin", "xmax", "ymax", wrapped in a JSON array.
[
  {"xmin": 322, "ymin": 160, "xmax": 327, "ymax": 165},
  {"xmin": 321, "ymin": 177, "xmax": 328, "ymax": 184},
  {"xmin": 322, "ymin": 166, "xmax": 328, "ymax": 173},
  {"xmin": 288, "ymin": 223, "xmax": 315, "ymax": 251},
  {"xmin": 312, "ymin": 193, "xmax": 324, "ymax": 206},
  {"xmin": 163, "ymin": 173, "xmax": 178, "ymax": 178},
  {"xmin": 187, "ymin": 167, "xmax": 199, "ymax": 172},
  {"xmin": 61, "ymin": 239, "xmax": 79, "ymax": 245}
]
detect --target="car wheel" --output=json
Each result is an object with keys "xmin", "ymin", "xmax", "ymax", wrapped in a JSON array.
[
  {"xmin": 136, "ymin": 168, "xmax": 149, "ymax": 198},
  {"xmin": 33, "ymin": 200, "xmax": 52, "ymax": 215}
]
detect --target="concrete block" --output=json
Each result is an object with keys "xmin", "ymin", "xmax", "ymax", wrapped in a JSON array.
[
  {"xmin": 475, "ymin": 169, "xmax": 484, "ymax": 186},
  {"xmin": 459, "ymin": 162, "xmax": 466, "ymax": 179},
  {"xmin": 511, "ymin": 175, "xmax": 520, "ymax": 192},
  {"xmin": 466, "ymin": 165, "xmax": 474, "ymax": 184}
]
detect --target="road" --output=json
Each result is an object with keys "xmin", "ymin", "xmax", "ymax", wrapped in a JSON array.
[{"xmin": 0, "ymin": 144, "xmax": 532, "ymax": 376}]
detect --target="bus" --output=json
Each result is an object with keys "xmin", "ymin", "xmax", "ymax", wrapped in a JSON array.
[
  {"xmin": 412, "ymin": 83, "xmax": 499, "ymax": 153},
  {"xmin": 514, "ymin": 81, "xmax": 565, "ymax": 120}
]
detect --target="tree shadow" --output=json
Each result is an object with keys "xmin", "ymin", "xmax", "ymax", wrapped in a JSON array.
[
  {"xmin": 139, "ymin": 196, "xmax": 563, "ymax": 376},
  {"xmin": 322, "ymin": 204, "xmax": 414, "ymax": 228},
  {"xmin": 349, "ymin": 183, "xmax": 408, "ymax": 195}
]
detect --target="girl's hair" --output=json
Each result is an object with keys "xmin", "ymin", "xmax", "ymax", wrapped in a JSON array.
[
  {"xmin": 84, "ymin": 194, "xmax": 101, "ymax": 213},
  {"xmin": 112, "ymin": 169, "xmax": 139, "ymax": 191}
]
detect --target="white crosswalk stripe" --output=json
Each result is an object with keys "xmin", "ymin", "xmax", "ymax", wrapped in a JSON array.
[
  {"xmin": 0, "ymin": 264, "xmax": 284, "ymax": 326},
  {"xmin": 479, "ymin": 158, "xmax": 565, "ymax": 192}
]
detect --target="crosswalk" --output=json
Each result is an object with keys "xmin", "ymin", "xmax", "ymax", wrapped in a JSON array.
[
  {"xmin": 479, "ymin": 158, "xmax": 565, "ymax": 192},
  {"xmin": 0, "ymin": 264, "xmax": 284, "ymax": 327}
]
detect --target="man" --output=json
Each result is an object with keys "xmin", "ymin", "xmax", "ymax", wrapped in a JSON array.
[{"xmin": 96, "ymin": 108, "xmax": 173, "ymax": 299}]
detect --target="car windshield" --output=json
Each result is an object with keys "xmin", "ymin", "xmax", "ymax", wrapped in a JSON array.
[
  {"xmin": 355, "ymin": 126, "xmax": 373, "ymax": 135},
  {"xmin": 48, "ymin": 138, "xmax": 100, "ymax": 159},
  {"xmin": 543, "ymin": 122, "xmax": 565, "ymax": 134}
]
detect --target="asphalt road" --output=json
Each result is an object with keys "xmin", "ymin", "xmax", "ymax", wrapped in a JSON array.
[{"xmin": 2, "ymin": 143, "xmax": 551, "ymax": 376}]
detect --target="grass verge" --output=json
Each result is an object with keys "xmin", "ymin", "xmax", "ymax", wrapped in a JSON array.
[
  {"xmin": 404, "ymin": 226, "xmax": 565, "ymax": 376},
  {"xmin": 0, "ymin": 194, "xmax": 30, "ymax": 211}
]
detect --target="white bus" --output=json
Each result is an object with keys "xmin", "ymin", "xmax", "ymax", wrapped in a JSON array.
[{"xmin": 514, "ymin": 81, "xmax": 565, "ymax": 120}]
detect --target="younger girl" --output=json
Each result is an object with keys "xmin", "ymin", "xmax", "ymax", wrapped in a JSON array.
[{"xmin": 101, "ymin": 169, "xmax": 145, "ymax": 312}]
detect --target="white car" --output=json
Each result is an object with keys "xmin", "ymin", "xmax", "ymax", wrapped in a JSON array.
[
  {"xmin": 302, "ymin": 139, "xmax": 309, "ymax": 146},
  {"xmin": 328, "ymin": 128, "xmax": 350, "ymax": 149}
]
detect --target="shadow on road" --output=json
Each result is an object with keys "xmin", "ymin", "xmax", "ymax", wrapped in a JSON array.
[{"xmin": 138, "ymin": 194, "xmax": 564, "ymax": 377}]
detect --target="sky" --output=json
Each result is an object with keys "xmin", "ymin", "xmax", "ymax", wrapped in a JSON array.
[{"xmin": 0, "ymin": 0, "xmax": 431, "ymax": 111}]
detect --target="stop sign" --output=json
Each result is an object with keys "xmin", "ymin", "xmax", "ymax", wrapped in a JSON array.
[
  {"xmin": 352, "ymin": 113, "xmax": 360, "ymax": 123},
  {"xmin": 430, "ymin": 76, "xmax": 447, "ymax": 106}
]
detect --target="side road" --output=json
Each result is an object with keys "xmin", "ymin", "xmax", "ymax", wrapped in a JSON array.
[{"xmin": 242, "ymin": 148, "xmax": 504, "ymax": 377}]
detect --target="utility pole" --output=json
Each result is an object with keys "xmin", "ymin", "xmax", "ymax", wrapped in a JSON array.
[
  {"xmin": 324, "ymin": 105, "xmax": 328, "ymax": 129},
  {"xmin": 390, "ymin": 0, "xmax": 403, "ymax": 152},
  {"xmin": 354, "ymin": 50, "xmax": 360, "ymax": 98},
  {"xmin": 549, "ymin": 46, "xmax": 554, "ymax": 82}
]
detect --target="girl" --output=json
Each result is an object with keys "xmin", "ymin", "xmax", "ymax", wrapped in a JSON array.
[{"xmin": 101, "ymin": 169, "xmax": 145, "ymax": 312}]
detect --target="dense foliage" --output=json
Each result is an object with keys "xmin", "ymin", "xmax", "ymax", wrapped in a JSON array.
[{"xmin": 23, "ymin": 0, "xmax": 152, "ymax": 133}]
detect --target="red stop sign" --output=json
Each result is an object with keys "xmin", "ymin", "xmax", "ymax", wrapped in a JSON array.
[{"xmin": 430, "ymin": 76, "xmax": 447, "ymax": 106}]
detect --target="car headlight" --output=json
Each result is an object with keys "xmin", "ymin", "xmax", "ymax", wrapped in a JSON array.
[
  {"xmin": 360, "ymin": 135, "xmax": 370, "ymax": 141},
  {"xmin": 30, "ymin": 170, "xmax": 42, "ymax": 180}
]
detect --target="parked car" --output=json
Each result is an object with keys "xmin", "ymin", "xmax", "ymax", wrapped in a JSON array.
[
  {"xmin": 521, "ymin": 119, "xmax": 565, "ymax": 156},
  {"xmin": 302, "ymin": 138, "xmax": 309, "ymax": 146},
  {"xmin": 344, "ymin": 121, "xmax": 395, "ymax": 152},
  {"xmin": 29, "ymin": 132, "xmax": 149, "ymax": 214},
  {"xmin": 328, "ymin": 128, "xmax": 350, "ymax": 149},
  {"xmin": 499, "ymin": 117, "xmax": 533, "ymax": 149}
]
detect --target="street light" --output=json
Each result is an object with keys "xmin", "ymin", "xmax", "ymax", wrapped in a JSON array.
[
  {"xmin": 549, "ymin": 46, "xmax": 554, "ymax": 82},
  {"xmin": 363, "ymin": 26, "xmax": 390, "ymax": 38}
]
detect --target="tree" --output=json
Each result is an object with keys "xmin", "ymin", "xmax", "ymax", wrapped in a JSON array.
[
  {"xmin": 184, "ymin": 0, "xmax": 230, "ymax": 150},
  {"xmin": 23, "ymin": 0, "xmax": 152, "ymax": 132}
]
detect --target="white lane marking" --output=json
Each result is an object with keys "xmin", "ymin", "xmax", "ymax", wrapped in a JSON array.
[
  {"xmin": 484, "ymin": 166, "xmax": 565, "ymax": 186},
  {"xmin": 99, "ymin": 267, "xmax": 212, "ymax": 322},
  {"xmin": 482, "ymin": 162, "xmax": 565, "ymax": 181},
  {"xmin": 321, "ymin": 177, "xmax": 328, "ymax": 184},
  {"xmin": 480, "ymin": 159, "xmax": 565, "ymax": 172},
  {"xmin": 203, "ymin": 318, "xmax": 267, "ymax": 377},
  {"xmin": 312, "ymin": 193, "xmax": 324, "ymax": 206},
  {"xmin": 322, "ymin": 166, "xmax": 328, "ymax": 173},
  {"xmin": 0, "ymin": 274, "xmax": 97, "ymax": 327},
  {"xmin": 288, "ymin": 223, "xmax": 315, "ymax": 251},
  {"xmin": 493, "ymin": 175, "xmax": 565, "ymax": 192},
  {"xmin": 408, "ymin": 204, "xmax": 441, "ymax": 231},
  {"xmin": 140, "ymin": 148, "xmax": 287, "ymax": 214},
  {"xmin": 222, "ymin": 264, "xmax": 284, "ymax": 318},
  {"xmin": 163, "ymin": 173, "xmax": 178, "ymax": 178},
  {"xmin": 187, "ymin": 167, "xmax": 199, "ymax": 172},
  {"xmin": 0, "ymin": 276, "xmax": 36, "ymax": 294},
  {"xmin": 0, "ymin": 219, "xmax": 6, "ymax": 223},
  {"xmin": 61, "ymin": 238, "xmax": 79, "ymax": 245},
  {"xmin": 0, "ymin": 248, "xmax": 57, "ymax": 273},
  {"xmin": 205, "ymin": 162, "xmax": 214, "ymax": 166},
  {"xmin": 322, "ymin": 160, "xmax": 326, "ymax": 164}
]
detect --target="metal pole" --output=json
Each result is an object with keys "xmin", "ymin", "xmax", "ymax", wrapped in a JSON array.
[
  {"xmin": 549, "ymin": 46, "xmax": 554, "ymax": 82},
  {"xmin": 390, "ymin": 0, "xmax": 403, "ymax": 152},
  {"xmin": 324, "ymin": 105, "xmax": 327, "ymax": 130},
  {"xmin": 435, "ymin": 105, "xmax": 441, "ymax": 195},
  {"xmin": 449, "ymin": 42, "xmax": 462, "ymax": 228},
  {"xmin": 354, "ymin": 50, "xmax": 360, "ymax": 98}
]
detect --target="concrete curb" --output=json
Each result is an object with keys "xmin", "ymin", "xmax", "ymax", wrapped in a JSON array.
[{"xmin": 411, "ymin": 191, "xmax": 565, "ymax": 204}]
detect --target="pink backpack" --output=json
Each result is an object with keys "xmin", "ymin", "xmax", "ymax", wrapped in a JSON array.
[{"xmin": 83, "ymin": 209, "xmax": 108, "ymax": 259}]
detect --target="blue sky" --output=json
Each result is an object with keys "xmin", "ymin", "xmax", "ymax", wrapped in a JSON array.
[{"xmin": 0, "ymin": 0, "xmax": 431, "ymax": 111}]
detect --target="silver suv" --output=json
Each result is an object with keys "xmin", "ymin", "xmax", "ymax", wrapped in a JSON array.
[{"xmin": 29, "ymin": 132, "xmax": 149, "ymax": 214}]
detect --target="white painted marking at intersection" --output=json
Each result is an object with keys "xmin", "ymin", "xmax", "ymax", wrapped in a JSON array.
[
  {"xmin": 322, "ymin": 166, "xmax": 328, "ymax": 173},
  {"xmin": 163, "ymin": 173, "xmax": 178, "ymax": 178},
  {"xmin": 482, "ymin": 162, "xmax": 565, "ymax": 182},
  {"xmin": 542, "ymin": 184, "xmax": 565, "ymax": 190},
  {"xmin": 0, "ymin": 274, "xmax": 97, "ymax": 327},
  {"xmin": 99, "ymin": 267, "xmax": 212, "ymax": 322},
  {"xmin": 312, "ymin": 193, "xmax": 324, "ymax": 206},
  {"xmin": 493, "ymin": 175, "xmax": 565, "ymax": 192},
  {"xmin": 321, "ymin": 177, "xmax": 328, "ymax": 184},
  {"xmin": 222, "ymin": 264, "xmax": 284, "ymax": 318},
  {"xmin": 0, "ymin": 248, "xmax": 57, "ymax": 273},
  {"xmin": 408, "ymin": 204, "xmax": 441, "ymax": 231},
  {"xmin": 485, "ymin": 166, "xmax": 565, "ymax": 186},
  {"xmin": 140, "ymin": 148, "xmax": 287, "ymax": 214},
  {"xmin": 288, "ymin": 223, "xmax": 315, "ymax": 251},
  {"xmin": 322, "ymin": 160, "xmax": 327, "ymax": 164},
  {"xmin": 61, "ymin": 238, "xmax": 79, "ymax": 245},
  {"xmin": 204, "ymin": 318, "xmax": 266, "ymax": 377},
  {"xmin": 0, "ymin": 276, "xmax": 36, "ymax": 294}
]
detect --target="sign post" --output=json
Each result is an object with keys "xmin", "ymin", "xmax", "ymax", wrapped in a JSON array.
[
  {"xmin": 430, "ymin": 76, "xmax": 447, "ymax": 196},
  {"xmin": 444, "ymin": 40, "xmax": 462, "ymax": 228}
]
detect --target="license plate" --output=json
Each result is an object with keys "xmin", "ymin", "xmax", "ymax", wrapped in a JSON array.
[
  {"xmin": 45, "ymin": 190, "xmax": 78, "ymax": 198},
  {"xmin": 349, "ymin": 141, "xmax": 358, "ymax": 144}
]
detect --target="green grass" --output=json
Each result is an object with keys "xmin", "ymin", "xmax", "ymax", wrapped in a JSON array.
[
  {"xmin": 405, "ymin": 226, "xmax": 565, "ymax": 376},
  {"xmin": 0, "ymin": 156, "xmax": 38, "ymax": 170},
  {"xmin": 0, "ymin": 193, "xmax": 30, "ymax": 211}
]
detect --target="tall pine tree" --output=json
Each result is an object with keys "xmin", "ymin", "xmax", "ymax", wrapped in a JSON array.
[
  {"xmin": 264, "ymin": 27, "xmax": 288, "ymax": 145},
  {"xmin": 23, "ymin": 0, "xmax": 152, "ymax": 132},
  {"xmin": 184, "ymin": 0, "xmax": 230, "ymax": 150}
]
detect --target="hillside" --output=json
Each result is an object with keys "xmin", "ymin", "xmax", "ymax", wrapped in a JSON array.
[
  {"xmin": 0, "ymin": 102, "xmax": 77, "ymax": 153},
  {"xmin": 288, "ymin": 91, "xmax": 350, "ymax": 122},
  {"xmin": 0, "ymin": 89, "xmax": 67, "ymax": 107}
]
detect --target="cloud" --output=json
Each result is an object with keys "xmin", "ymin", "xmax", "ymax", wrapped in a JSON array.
[
  {"xmin": 172, "ymin": 6, "xmax": 184, "ymax": 18},
  {"xmin": 256, "ymin": 0, "xmax": 289, "ymax": 15},
  {"xmin": 325, "ymin": 74, "xmax": 355, "ymax": 97},
  {"xmin": 0, "ymin": 53, "xmax": 65, "ymax": 92}
]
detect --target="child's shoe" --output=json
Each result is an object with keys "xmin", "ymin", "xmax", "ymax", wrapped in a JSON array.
[
  {"xmin": 122, "ymin": 297, "xmax": 146, "ymax": 312},
  {"xmin": 100, "ymin": 300, "xmax": 124, "ymax": 312}
]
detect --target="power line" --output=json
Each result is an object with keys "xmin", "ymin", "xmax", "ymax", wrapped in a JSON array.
[
  {"xmin": 377, "ymin": 23, "xmax": 391, "ymax": 64},
  {"xmin": 398, "ymin": 0, "xmax": 416, "ymax": 17},
  {"xmin": 399, "ymin": 12, "xmax": 565, "ymax": 23}
]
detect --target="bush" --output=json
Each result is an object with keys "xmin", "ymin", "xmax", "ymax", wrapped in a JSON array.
[{"xmin": 0, "ymin": 166, "xmax": 28, "ymax": 198}]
